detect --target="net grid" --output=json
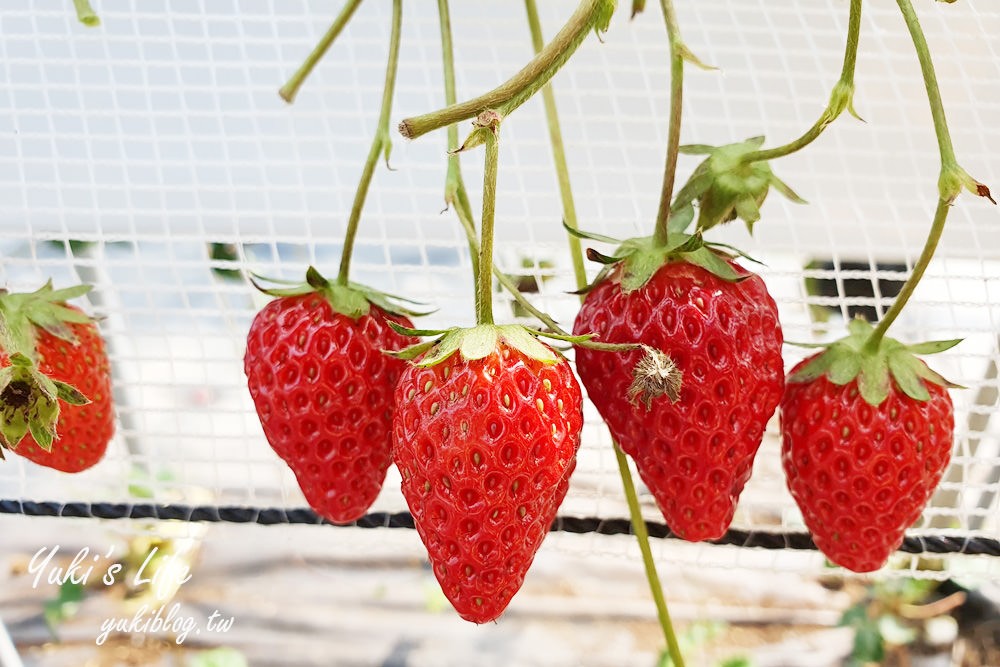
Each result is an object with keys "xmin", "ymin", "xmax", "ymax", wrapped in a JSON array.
[{"xmin": 0, "ymin": 1, "xmax": 998, "ymax": 578}]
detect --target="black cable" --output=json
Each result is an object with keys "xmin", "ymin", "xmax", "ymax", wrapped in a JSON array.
[{"xmin": 3, "ymin": 499, "xmax": 998, "ymax": 556}]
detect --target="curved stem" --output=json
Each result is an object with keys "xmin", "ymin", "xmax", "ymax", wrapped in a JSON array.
[
  {"xmin": 336, "ymin": 0, "xmax": 402, "ymax": 286},
  {"xmin": 614, "ymin": 445, "xmax": 686, "ymax": 667},
  {"xmin": 652, "ymin": 0, "xmax": 685, "ymax": 246},
  {"xmin": 438, "ymin": 0, "xmax": 481, "ymax": 295},
  {"xmin": 895, "ymin": 0, "xmax": 955, "ymax": 169},
  {"xmin": 865, "ymin": 199, "xmax": 948, "ymax": 351},
  {"xmin": 400, "ymin": 0, "xmax": 609, "ymax": 140},
  {"xmin": 524, "ymin": 3, "xmax": 684, "ymax": 664},
  {"xmin": 524, "ymin": 0, "xmax": 587, "ymax": 291},
  {"xmin": 741, "ymin": 0, "xmax": 862, "ymax": 164},
  {"xmin": 279, "ymin": 0, "xmax": 364, "ymax": 103},
  {"xmin": 476, "ymin": 125, "xmax": 500, "ymax": 326}
]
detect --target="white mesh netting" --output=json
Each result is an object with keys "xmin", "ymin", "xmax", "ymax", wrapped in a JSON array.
[{"xmin": 1, "ymin": 0, "xmax": 999, "ymax": 578}]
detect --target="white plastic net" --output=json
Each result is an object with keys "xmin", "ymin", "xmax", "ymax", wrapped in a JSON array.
[{"xmin": 1, "ymin": 0, "xmax": 999, "ymax": 578}]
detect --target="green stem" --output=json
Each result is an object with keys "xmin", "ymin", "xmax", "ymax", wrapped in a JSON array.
[
  {"xmin": 400, "ymin": 0, "xmax": 610, "ymax": 140},
  {"xmin": 652, "ymin": 0, "xmax": 685, "ymax": 246},
  {"xmin": 279, "ymin": 0, "xmax": 364, "ymax": 103},
  {"xmin": 866, "ymin": 199, "xmax": 948, "ymax": 351},
  {"xmin": 524, "ymin": 0, "xmax": 588, "ymax": 292},
  {"xmin": 73, "ymin": 0, "xmax": 100, "ymax": 26},
  {"xmin": 438, "ymin": 0, "xmax": 480, "ymax": 294},
  {"xmin": 524, "ymin": 3, "xmax": 684, "ymax": 664},
  {"xmin": 336, "ymin": 0, "xmax": 402, "ymax": 287},
  {"xmin": 476, "ymin": 124, "xmax": 501, "ymax": 326},
  {"xmin": 438, "ymin": 0, "xmax": 570, "ymax": 333},
  {"xmin": 895, "ymin": 0, "xmax": 957, "ymax": 172},
  {"xmin": 741, "ymin": 0, "xmax": 862, "ymax": 164},
  {"xmin": 867, "ymin": 0, "xmax": 963, "ymax": 350},
  {"xmin": 614, "ymin": 445, "xmax": 686, "ymax": 667}
]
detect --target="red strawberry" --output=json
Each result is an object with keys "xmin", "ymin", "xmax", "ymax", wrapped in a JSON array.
[
  {"xmin": 573, "ymin": 255, "xmax": 783, "ymax": 541},
  {"xmin": 781, "ymin": 318, "xmax": 956, "ymax": 572},
  {"xmin": 245, "ymin": 268, "xmax": 418, "ymax": 524},
  {"xmin": 392, "ymin": 325, "xmax": 583, "ymax": 623},
  {"xmin": 0, "ymin": 283, "xmax": 113, "ymax": 473}
]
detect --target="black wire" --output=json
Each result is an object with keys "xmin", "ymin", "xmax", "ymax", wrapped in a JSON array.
[{"xmin": 2, "ymin": 499, "xmax": 998, "ymax": 556}]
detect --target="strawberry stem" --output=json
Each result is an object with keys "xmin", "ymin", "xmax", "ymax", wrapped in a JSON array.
[
  {"xmin": 740, "ymin": 0, "xmax": 862, "ymax": 163},
  {"xmin": 865, "ymin": 199, "xmax": 948, "ymax": 352},
  {"xmin": 476, "ymin": 115, "xmax": 501, "ymax": 326},
  {"xmin": 652, "ymin": 0, "xmax": 686, "ymax": 247},
  {"xmin": 399, "ymin": 0, "xmax": 614, "ymax": 141},
  {"xmin": 866, "ymin": 0, "xmax": 996, "ymax": 352},
  {"xmin": 335, "ymin": 0, "xmax": 402, "ymax": 287},
  {"xmin": 72, "ymin": 0, "xmax": 100, "ymax": 27},
  {"xmin": 524, "ymin": 0, "xmax": 588, "ymax": 292},
  {"xmin": 278, "ymin": 0, "xmax": 364, "ymax": 103},
  {"xmin": 524, "ymin": 5, "xmax": 685, "ymax": 663},
  {"xmin": 614, "ymin": 445, "xmax": 687, "ymax": 667}
]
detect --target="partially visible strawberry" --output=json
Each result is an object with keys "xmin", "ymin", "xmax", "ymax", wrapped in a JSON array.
[
  {"xmin": 391, "ymin": 324, "xmax": 583, "ymax": 623},
  {"xmin": 245, "ymin": 267, "xmax": 418, "ymax": 524},
  {"xmin": 0, "ymin": 282, "xmax": 112, "ymax": 473},
  {"xmin": 781, "ymin": 318, "xmax": 957, "ymax": 572},
  {"xmin": 573, "ymin": 241, "xmax": 783, "ymax": 542}
]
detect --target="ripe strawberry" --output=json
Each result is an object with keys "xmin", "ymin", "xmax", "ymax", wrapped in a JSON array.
[
  {"xmin": 781, "ymin": 318, "xmax": 956, "ymax": 572},
  {"xmin": 392, "ymin": 325, "xmax": 583, "ymax": 623},
  {"xmin": 245, "ymin": 268, "xmax": 418, "ymax": 524},
  {"xmin": 0, "ymin": 282, "xmax": 113, "ymax": 473},
  {"xmin": 573, "ymin": 251, "xmax": 783, "ymax": 541}
]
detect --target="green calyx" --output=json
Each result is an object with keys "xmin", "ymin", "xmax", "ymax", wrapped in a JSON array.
[
  {"xmin": 672, "ymin": 136, "xmax": 806, "ymax": 234},
  {"xmin": 788, "ymin": 318, "xmax": 962, "ymax": 406},
  {"xmin": 566, "ymin": 220, "xmax": 759, "ymax": 293},
  {"xmin": 386, "ymin": 323, "xmax": 582, "ymax": 367},
  {"xmin": 249, "ymin": 266, "xmax": 430, "ymax": 320},
  {"xmin": 0, "ymin": 282, "xmax": 95, "ymax": 451},
  {"xmin": 0, "ymin": 281, "xmax": 95, "ymax": 360},
  {"xmin": 0, "ymin": 353, "xmax": 89, "ymax": 451}
]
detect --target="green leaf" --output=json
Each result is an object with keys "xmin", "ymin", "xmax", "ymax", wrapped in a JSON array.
[
  {"xmin": 42, "ymin": 284, "xmax": 93, "ymax": 303},
  {"xmin": 304, "ymin": 266, "xmax": 330, "ymax": 290},
  {"xmin": 911, "ymin": 359, "xmax": 964, "ymax": 389},
  {"xmin": 851, "ymin": 621, "xmax": 885, "ymax": 663},
  {"xmin": 386, "ymin": 321, "xmax": 449, "ymax": 338},
  {"xmin": 680, "ymin": 247, "xmax": 745, "ymax": 283},
  {"xmin": 459, "ymin": 325, "xmax": 499, "ymax": 360},
  {"xmin": 678, "ymin": 144, "xmax": 716, "ymax": 155},
  {"xmin": 769, "ymin": 174, "xmax": 808, "ymax": 204},
  {"xmin": 53, "ymin": 381, "xmax": 90, "ymax": 406},
  {"xmin": 384, "ymin": 340, "xmax": 437, "ymax": 361},
  {"xmin": 498, "ymin": 326, "xmax": 558, "ymax": 364},
  {"xmin": 561, "ymin": 220, "xmax": 621, "ymax": 245},
  {"xmin": 789, "ymin": 352, "xmax": 834, "ymax": 383},
  {"xmin": 630, "ymin": 0, "xmax": 646, "ymax": 17},
  {"xmin": 28, "ymin": 419, "xmax": 55, "ymax": 451},
  {"xmin": 906, "ymin": 339, "xmax": 962, "ymax": 355},
  {"xmin": 44, "ymin": 581, "xmax": 85, "ymax": 639},
  {"xmin": 734, "ymin": 196, "xmax": 761, "ymax": 232},
  {"xmin": 888, "ymin": 352, "xmax": 931, "ymax": 401},
  {"xmin": 586, "ymin": 248, "xmax": 626, "ymax": 265},
  {"xmin": 415, "ymin": 336, "xmax": 461, "ymax": 367},
  {"xmin": 857, "ymin": 353, "xmax": 890, "ymax": 405},
  {"xmin": 827, "ymin": 352, "xmax": 862, "ymax": 385},
  {"xmin": 666, "ymin": 204, "xmax": 694, "ymax": 235},
  {"xmin": 848, "ymin": 317, "xmax": 874, "ymax": 336},
  {"xmin": 678, "ymin": 44, "xmax": 717, "ymax": 71}
]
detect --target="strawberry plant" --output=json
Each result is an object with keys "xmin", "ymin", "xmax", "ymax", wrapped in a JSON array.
[
  {"xmin": 245, "ymin": 0, "xmax": 421, "ymax": 525},
  {"xmin": 0, "ymin": 282, "xmax": 114, "ymax": 472},
  {"xmin": 780, "ymin": 0, "xmax": 993, "ymax": 572}
]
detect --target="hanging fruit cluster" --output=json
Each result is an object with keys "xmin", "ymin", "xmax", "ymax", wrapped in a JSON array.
[{"xmin": 4, "ymin": 3, "xmax": 995, "ymax": 666}]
